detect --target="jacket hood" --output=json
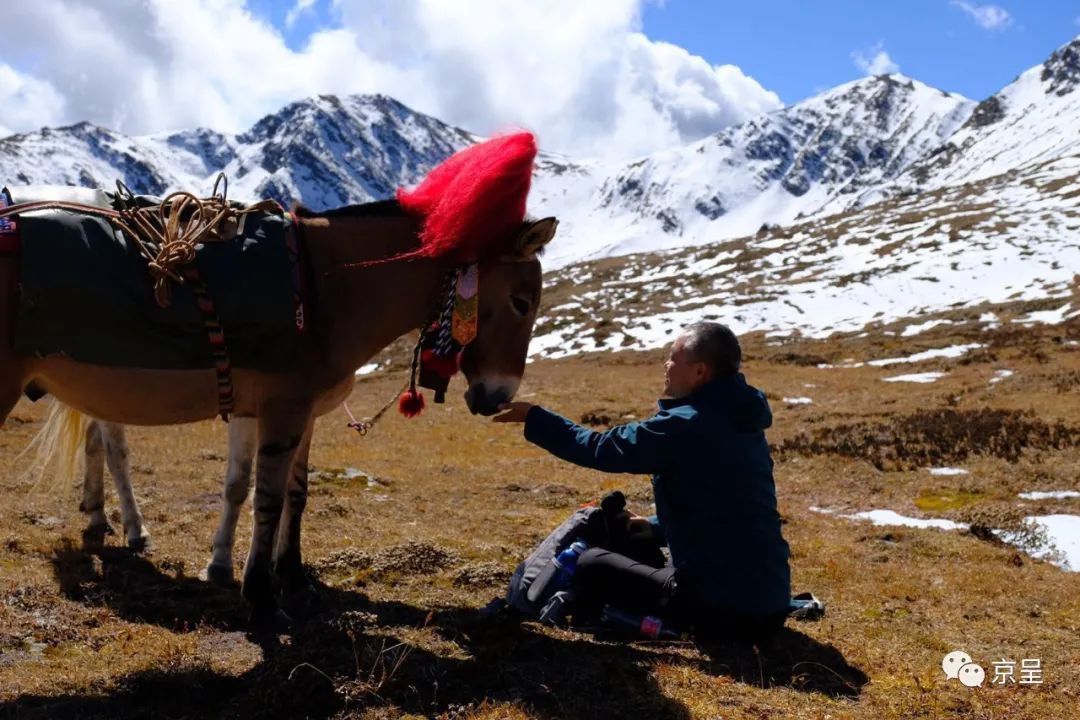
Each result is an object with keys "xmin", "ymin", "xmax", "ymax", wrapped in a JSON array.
[{"xmin": 661, "ymin": 373, "xmax": 773, "ymax": 431}]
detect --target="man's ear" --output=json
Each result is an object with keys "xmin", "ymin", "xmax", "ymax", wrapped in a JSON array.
[{"xmin": 515, "ymin": 217, "xmax": 558, "ymax": 256}]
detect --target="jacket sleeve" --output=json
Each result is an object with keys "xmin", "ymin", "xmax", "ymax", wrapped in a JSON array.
[{"xmin": 523, "ymin": 405, "xmax": 690, "ymax": 475}]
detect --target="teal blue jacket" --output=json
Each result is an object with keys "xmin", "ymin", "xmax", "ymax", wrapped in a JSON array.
[{"xmin": 524, "ymin": 373, "xmax": 791, "ymax": 615}]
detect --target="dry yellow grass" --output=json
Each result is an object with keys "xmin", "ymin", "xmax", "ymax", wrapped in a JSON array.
[{"xmin": 0, "ymin": 306, "xmax": 1078, "ymax": 718}]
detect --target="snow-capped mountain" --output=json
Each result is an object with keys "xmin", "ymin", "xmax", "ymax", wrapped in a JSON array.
[
  {"xmin": 0, "ymin": 94, "xmax": 473, "ymax": 209},
  {"xmin": 533, "ymin": 73, "xmax": 975, "ymax": 267},
  {"xmin": 867, "ymin": 35, "xmax": 1080, "ymax": 201}
]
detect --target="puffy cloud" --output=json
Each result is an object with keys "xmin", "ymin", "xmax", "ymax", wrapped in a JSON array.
[
  {"xmin": 852, "ymin": 43, "xmax": 900, "ymax": 76},
  {"xmin": 330, "ymin": 0, "xmax": 781, "ymax": 158},
  {"xmin": 0, "ymin": 0, "xmax": 781, "ymax": 159},
  {"xmin": 0, "ymin": 63, "xmax": 66, "ymax": 138},
  {"xmin": 950, "ymin": 1, "xmax": 1013, "ymax": 31}
]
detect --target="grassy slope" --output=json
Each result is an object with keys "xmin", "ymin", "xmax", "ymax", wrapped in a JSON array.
[{"xmin": 0, "ymin": 309, "xmax": 1078, "ymax": 719}]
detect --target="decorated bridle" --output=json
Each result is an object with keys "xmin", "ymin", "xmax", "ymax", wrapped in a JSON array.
[
  {"xmin": 340, "ymin": 130, "xmax": 553, "ymax": 436},
  {"xmin": 344, "ymin": 221, "xmax": 556, "ymax": 436}
]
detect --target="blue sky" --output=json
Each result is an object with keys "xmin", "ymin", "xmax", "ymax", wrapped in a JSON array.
[{"xmin": 640, "ymin": 0, "xmax": 1080, "ymax": 102}]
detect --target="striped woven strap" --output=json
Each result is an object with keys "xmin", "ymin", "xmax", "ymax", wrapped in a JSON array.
[{"xmin": 181, "ymin": 264, "xmax": 235, "ymax": 421}]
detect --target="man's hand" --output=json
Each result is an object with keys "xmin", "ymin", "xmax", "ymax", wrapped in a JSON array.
[{"xmin": 493, "ymin": 402, "xmax": 534, "ymax": 423}]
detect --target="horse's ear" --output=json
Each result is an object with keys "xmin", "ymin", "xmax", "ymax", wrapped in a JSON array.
[{"xmin": 515, "ymin": 217, "xmax": 558, "ymax": 257}]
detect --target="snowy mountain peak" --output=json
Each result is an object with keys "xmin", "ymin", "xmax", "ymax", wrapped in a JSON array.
[
  {"xmin": 885, "ymin": 34, "xmax": 1080, "ymax": 193},
  {"xmin": 815, "ymin": 73, "xmax": 966, "ymax": 109},
  {"xmin": 0, "ymin": 93, "xmax": 473, "ymax": 211},
  {"xmin": 228, "ymin": 92, "xmax": 472, "ymax": 207},
  {"xmin": 533, "ymin": 70, "xmax": 975, "ymax": 267},
  {"xmin": 1040, "ymin": 35, "xmax": 1080, "ymax": 97}
]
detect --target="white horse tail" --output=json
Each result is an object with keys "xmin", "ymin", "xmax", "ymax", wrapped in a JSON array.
[{"xmin": 21, "ymin": 400, "xmax": 91, "ymax": 490}]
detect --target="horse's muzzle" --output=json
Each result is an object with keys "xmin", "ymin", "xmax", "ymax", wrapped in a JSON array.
[{"xmin": 465, "ymin": 382, "xmax": 512, "ymax": 416}]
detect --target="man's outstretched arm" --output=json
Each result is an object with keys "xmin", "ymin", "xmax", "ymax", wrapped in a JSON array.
[{"xmin": 495, "ymin": 402, "xmax": 689, "ymax": 475}]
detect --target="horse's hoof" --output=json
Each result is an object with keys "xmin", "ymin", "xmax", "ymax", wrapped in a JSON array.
[
  {"xmin": 126, "ymin": 534, "xmax": 151, "ymax": 554},
  {"xmin": 201, "ymin": 563, "xmax": 236, "ymax": 587},
  {"xmin": 86, "ymin": 521, "xmax": 116, "ymax": 536},
  {"xmin": 81, "ymin": 522, "xmax": 115, "ymax": 548},
  {"xmin": 250, "ymin": 606, "xmax": 293, "ymax": 634},
  {"xmin": 280, "ymin": 584, "xmax": 321, "ymax": 621}
]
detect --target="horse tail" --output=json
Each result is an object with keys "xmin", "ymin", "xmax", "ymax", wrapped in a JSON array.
[{"xmin": 20, "ymin": 400, "xmax": 91, "ymax": 490}]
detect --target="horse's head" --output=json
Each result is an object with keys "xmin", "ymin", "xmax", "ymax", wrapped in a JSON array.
[{"xmin": 460, "ymin": 217, "xmax": 558, "ymax": 415}]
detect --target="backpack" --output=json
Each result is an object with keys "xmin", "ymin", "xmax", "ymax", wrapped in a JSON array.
[{"xmin": 504, "ymin": 491, "xmax": 665, "ymax": 618}]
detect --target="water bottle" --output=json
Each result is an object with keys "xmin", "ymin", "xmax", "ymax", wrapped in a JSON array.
[
  {"xmin": 601, "ymin": 605, "xmax": 682, "ymax": 640},
  {"xmin": 551, "ymin": 540, "xmax": 588, "ymax": 591}
]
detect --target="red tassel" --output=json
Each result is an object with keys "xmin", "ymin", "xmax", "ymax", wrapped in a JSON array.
[
  {"xmin": 398, "ymin": 389, "xmax": 426, "ymax": 418},
  {"xmin": 421, "ymin": 349, "xmax": 460, "ymax": 378},
  {"xmin": 396, "ymin": 131, "xmax": 537, "ymax": 262}
]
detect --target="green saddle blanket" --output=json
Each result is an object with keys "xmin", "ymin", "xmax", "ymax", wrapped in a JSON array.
[{"xmin": 12, "ymin": 204, "xmax": 301, "ymax": 372}]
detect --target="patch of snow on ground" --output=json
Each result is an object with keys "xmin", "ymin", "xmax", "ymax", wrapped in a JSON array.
[
  {"xmin": 882, "ymin": 372, "xmax": 946, "ymax": 383},
  {"xmin": 1002, "ymin": 515, "xmax": 1080, "ymax": 572},
  {"xmin": 866, "ymin": 343, "xmax": 984, "ymax": 366},
  {"xmin": 929, "ymin": 467, "xmax": 969, "ymax": 476},
  {"xmin": 1013, "ymin": 304, "xmax": 1074, "ymax": 325},
  {"xmin": 1018, "ymin": 491, "xmax": 1080, "ymax": 500},
  {"xmin": 901, "ymin": 319, "xmax": 953, "ymax": 336},
  {"xmin": 1030, "ymin": 516, "xmax": 1080, "ymax": 571},
  {"xmin": 989, "ymin": 369, "xmax": 1014, "ymax": 384},
  {"xmin": 356, "ymin": 363, "xmax": 382, "ymax": 375},
  {"xmin": 783, "ymin": 397, "xmax": 813, "ymax": 405},
  {"xmin": 843, "ymin": 509, "xmax": 967, "ymax": 531}
]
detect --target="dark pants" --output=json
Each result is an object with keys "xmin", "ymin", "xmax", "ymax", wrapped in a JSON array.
[{"xmin": 573, "ymin": 548, "xmax": 786, "ymax": 642}]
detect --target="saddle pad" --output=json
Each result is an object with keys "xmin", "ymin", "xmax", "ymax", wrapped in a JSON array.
[{"xmin": 12, "ymin": 207, "xmax": 301, "ymax": 372}]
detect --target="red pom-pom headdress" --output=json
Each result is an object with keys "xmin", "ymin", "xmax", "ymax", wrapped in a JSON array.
[{"xmin": 396, "ymin": 131, "xmax": 537, "ymax": 263}]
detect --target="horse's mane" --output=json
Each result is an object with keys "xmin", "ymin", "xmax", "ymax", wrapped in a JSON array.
[{"xmin": 293, "ymin": 199, "xmax": 404, "ymax": 219}]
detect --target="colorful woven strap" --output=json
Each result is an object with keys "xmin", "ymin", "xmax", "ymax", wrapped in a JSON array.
[
  {"xmin": 285, "ymin": 212, "xmax": 306, "ymax": 332},
  {"xmin": 181, "ymin": 264, "xmax": 235, "ymax": 421},
  {"xmin": 452, "ymin": 263, "xmax": 479, "ymax": 345}
]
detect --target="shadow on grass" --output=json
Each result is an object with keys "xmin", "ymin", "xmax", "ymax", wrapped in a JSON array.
[{"xmin": 1, "ymin": 541, "xmax": 866, "ymax": 719}]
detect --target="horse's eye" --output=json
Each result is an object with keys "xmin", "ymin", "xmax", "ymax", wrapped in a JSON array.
[{"xmin": 511, "ymin": 296, "xmax": 531, "ymax": 316}]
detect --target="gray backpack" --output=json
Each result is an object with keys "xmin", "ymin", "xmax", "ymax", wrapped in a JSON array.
[{"xmin": 505, "ymin": 506, "xmax": 602, "ymax": 617}]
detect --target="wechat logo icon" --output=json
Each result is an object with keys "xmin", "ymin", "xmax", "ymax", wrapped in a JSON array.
[{"xmin": 943, "ymin": 650, "xmax": 985, "ymax": 688}]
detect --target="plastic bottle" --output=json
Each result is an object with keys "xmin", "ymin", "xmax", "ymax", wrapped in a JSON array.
[
  {"xmin": 601, "ymin": 604, "xmax": 682, "ymax": 640},
  {"xmin": 551, "ymin": 540, "xmax": 588, "ymax": 590}
]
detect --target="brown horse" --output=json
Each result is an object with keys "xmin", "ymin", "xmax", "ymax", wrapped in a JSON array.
[{"xmin": 0, "ymin": 201, "xmax": 557, "ymax": 623}]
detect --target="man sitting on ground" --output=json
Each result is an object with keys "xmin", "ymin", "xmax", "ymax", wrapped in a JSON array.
[{"xmin": 494, "ymin": 321, "xmax": 791, "ymax": 641}]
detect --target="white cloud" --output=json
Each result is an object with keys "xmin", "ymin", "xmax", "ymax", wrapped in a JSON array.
[
  {"xmin": 852, "ymin": 43, "xmax": 900, "ymax": 76},
  {"xmin": 0, "ymin": 63, "xmax": 66, "ymax": 138},
  {"xmin": 950, "ymin": 1, "xmax": 1013, "ymax": 30},
  {"xmin": 0, "ymin": 0, "xmax": 781, "ymax": 160},
  {"xmin": 286, "ymin": 0, "xmax": 318, "ymax": 29}
]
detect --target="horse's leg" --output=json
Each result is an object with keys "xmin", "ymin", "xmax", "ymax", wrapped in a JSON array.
[
  {"xmin": 243, "ymin": 403, "xmax": 312, "ymax": 627},
  {"xmin": 100, "ymin": 422, "xmax": 150, "ymax": 552},
  {"xmin": 203, "ymin": 416, "xmax": 257, "ymax": 586},
  {"xmin": 79, "ymin": 421, "xmax": 113, "ymax": 545},
  {"xmin": 0, "ymin": 257, "xmax": 24, "ymax": 426},
  {"xmin": 0, "ymin": 378, "xmax": 20, "ymax": 426},
  {"xmin": 273, "ymin": 419, "xmax": 314, "ymax": 617}
]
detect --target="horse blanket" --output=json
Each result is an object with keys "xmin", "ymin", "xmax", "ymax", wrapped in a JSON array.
[{"xmin": 5, "ymin": 188, "xmax": 303, "ymax": 372}]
